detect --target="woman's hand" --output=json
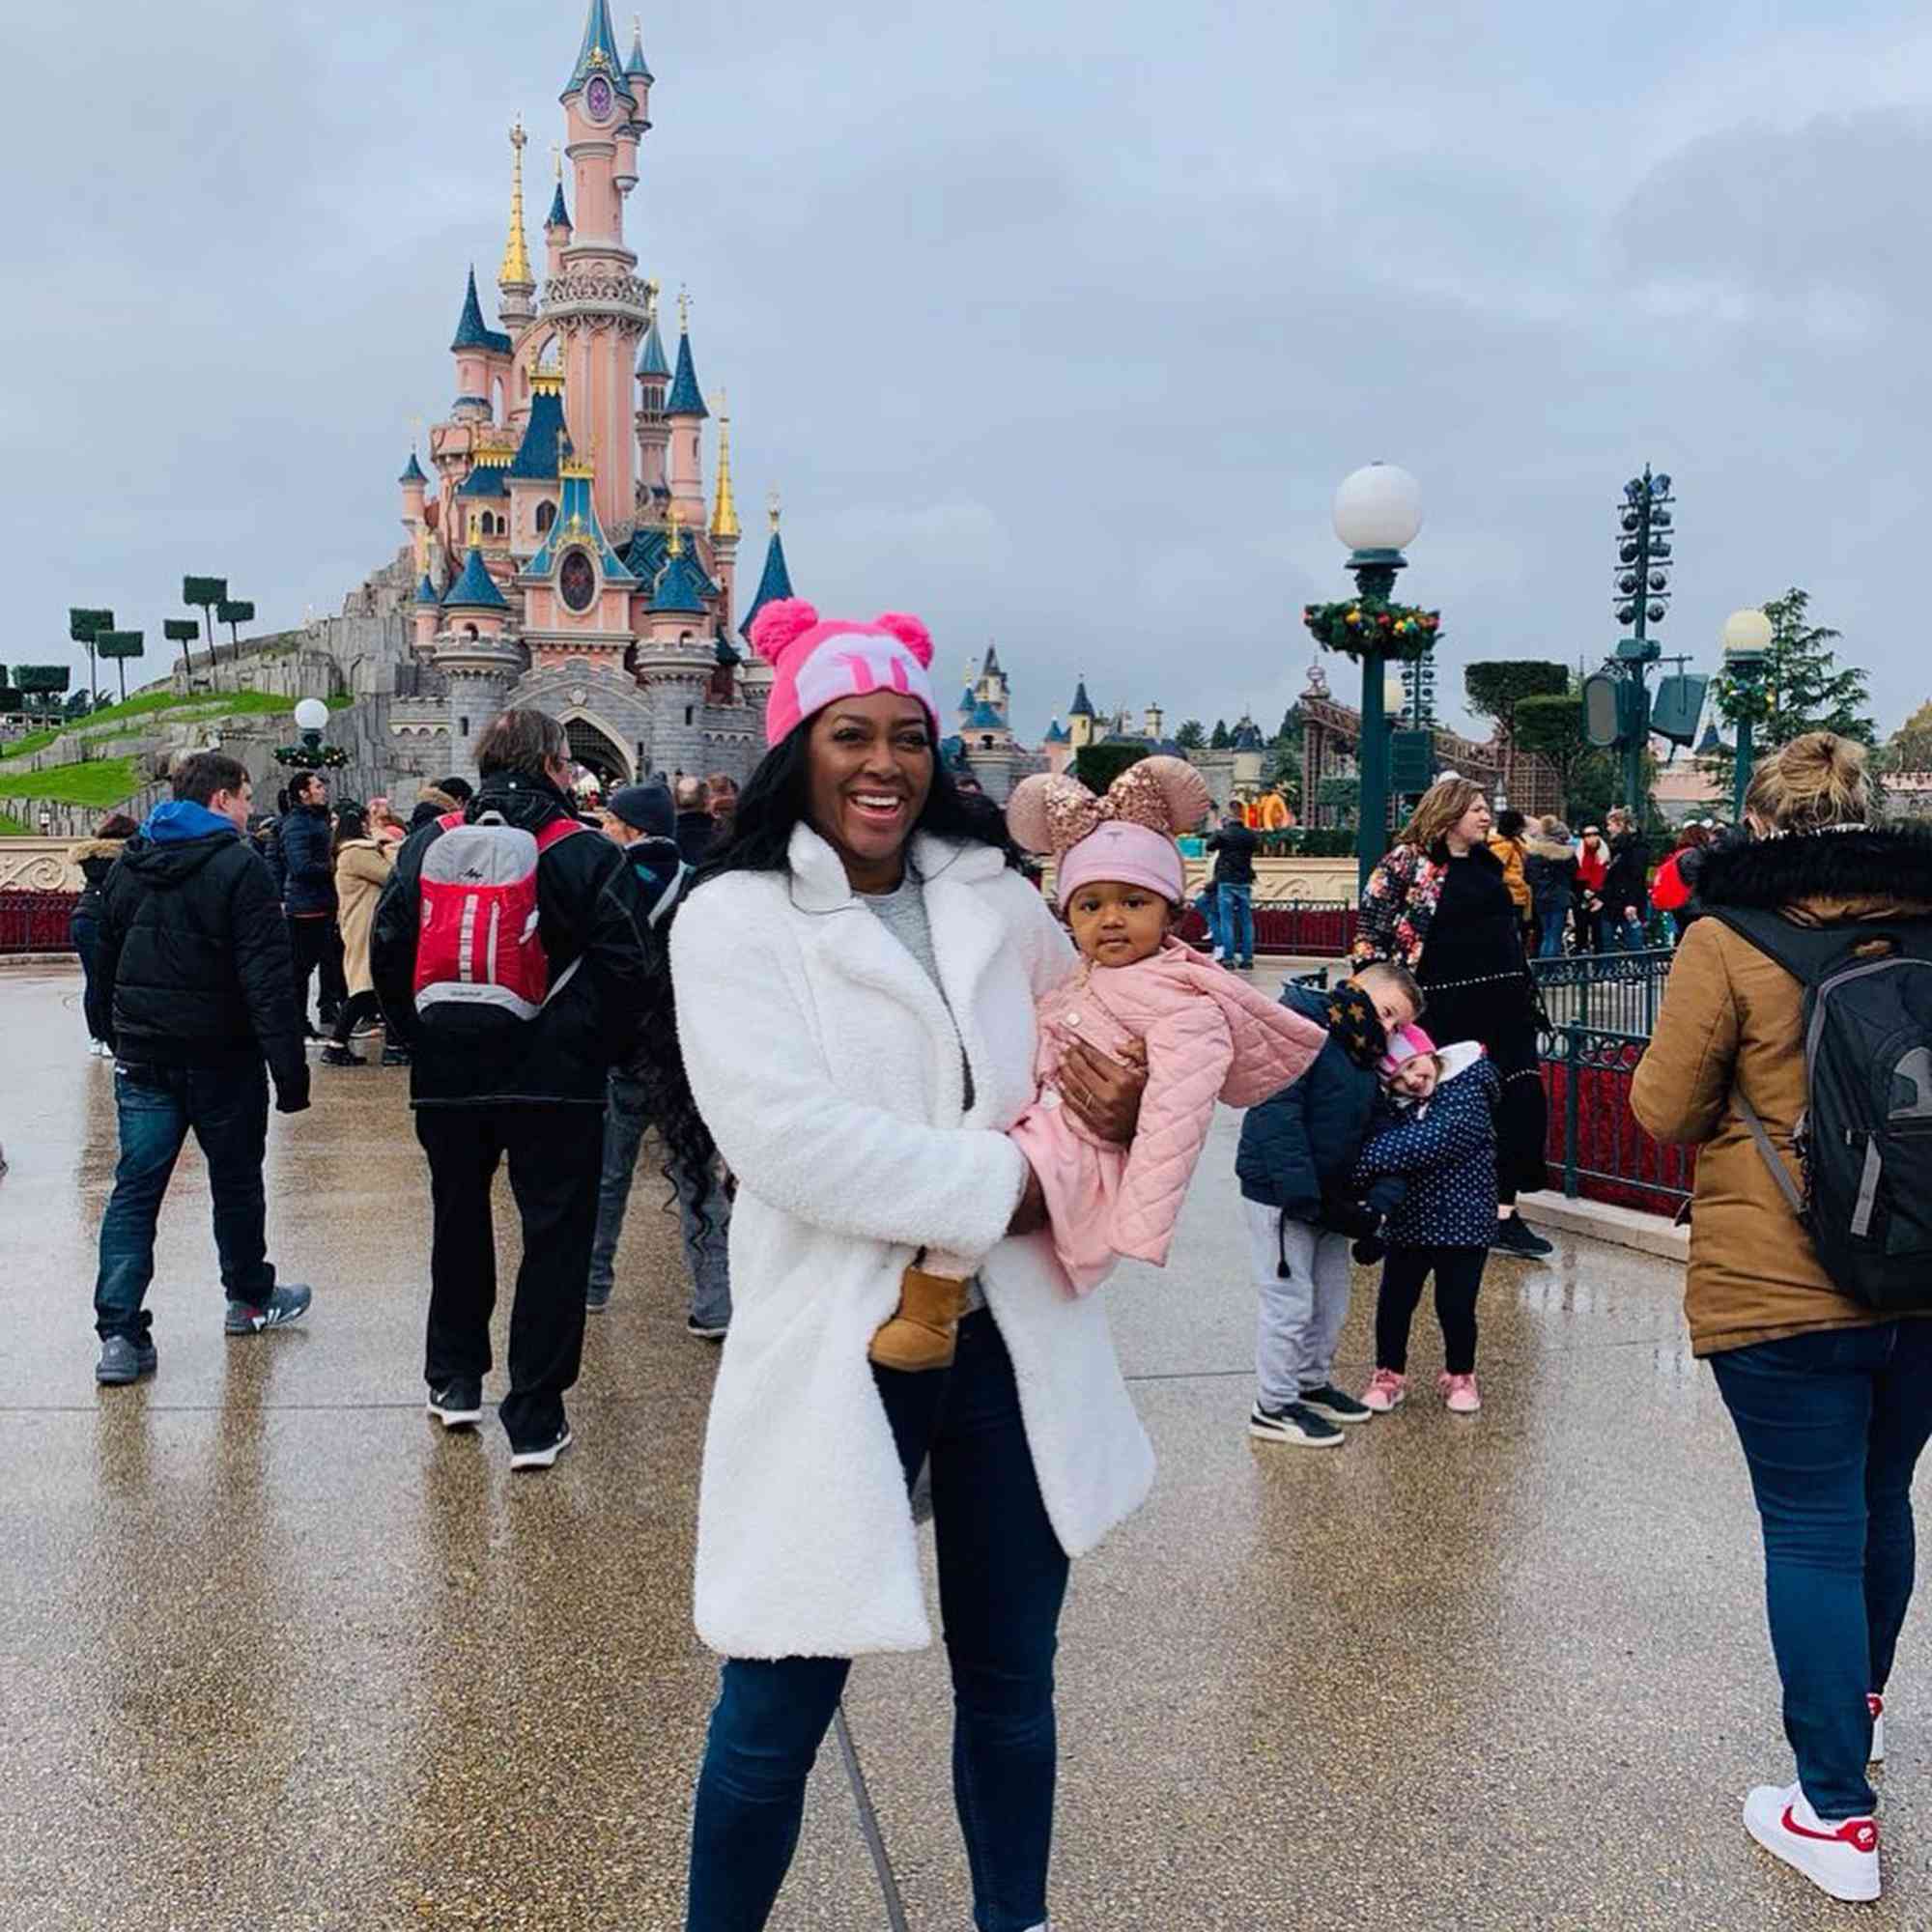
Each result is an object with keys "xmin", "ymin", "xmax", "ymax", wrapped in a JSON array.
[
  {"xmin": 1007, "ymin": 1163, "xmax": 1048, "ymax": 1236},
  {"xmin": 1060, "ymin": 1037, "xmax": 1149, "ymax": 1146}
]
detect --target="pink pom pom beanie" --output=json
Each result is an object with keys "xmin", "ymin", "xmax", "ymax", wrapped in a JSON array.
[{"xmin": 747, "ymin": 598, "xmax": 941, "ymax": 746}]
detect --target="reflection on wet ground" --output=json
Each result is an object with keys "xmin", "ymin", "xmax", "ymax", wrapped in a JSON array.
[{"xmin": 3, "ymin": 959, "xmax": 1927, "ymax": 1929}]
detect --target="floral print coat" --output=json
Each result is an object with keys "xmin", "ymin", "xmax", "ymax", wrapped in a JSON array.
[{"xmin": 1350, "ymin": 842, "xmax": 1446, "ymax": 971}]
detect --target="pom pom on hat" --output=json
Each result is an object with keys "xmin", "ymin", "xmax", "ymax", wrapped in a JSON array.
[
  {"xmin": 870, "ymin": 611, "xmax": 934, "ymax": 668},
  {"xmin": 748, "ymin": 597, "xmax": 822, "ymax": 668}
]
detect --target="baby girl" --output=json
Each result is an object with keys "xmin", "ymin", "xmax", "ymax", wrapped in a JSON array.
[{"xmin": 871, "ymin": 757, "xmax": 1326, "ymax": 1371}]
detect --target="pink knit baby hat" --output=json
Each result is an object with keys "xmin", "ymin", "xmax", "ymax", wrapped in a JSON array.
[
  {"xmin": 1378, "ymin": 1023, "xmax": 1437, "ymax": 1079},
  {"xmin": 748, "ymin": 598, "xmax": 941, "ymax": 746},
  {"xmin": 1007, "ymin": 756, "xmax": 1211, "ymax": 909}
]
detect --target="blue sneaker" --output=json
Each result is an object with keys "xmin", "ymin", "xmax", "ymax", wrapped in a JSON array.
[{"xmin": 224, "ymin": 1284, "xmax": 313, "ymax": 1334}]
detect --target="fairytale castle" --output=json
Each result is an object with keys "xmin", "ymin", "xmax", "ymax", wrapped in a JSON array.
[{"xmin": 393, "ymin": 0, "xmax": 797, "ymax": 787}]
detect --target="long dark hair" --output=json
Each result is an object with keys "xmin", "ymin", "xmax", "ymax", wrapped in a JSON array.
[
  {"xmin": 625, "ymin": 906, "xmax": 724, "ymax": 1245},
  {"xmin": 332, "ymin": 805, "xmax": 368, "ymax": 853},
  {"xmin": 695, "ymin": 724, "xmax": 1022, "ymax": 887}
]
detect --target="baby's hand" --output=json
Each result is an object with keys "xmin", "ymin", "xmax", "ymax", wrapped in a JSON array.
[{"xmin": 1118, "ymin": 1037, "xmax": 1149, "ymax": 1069}]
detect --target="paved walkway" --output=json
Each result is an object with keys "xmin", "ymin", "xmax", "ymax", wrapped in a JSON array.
[{"xmin": 3, "ymin": 957, "xmax": 1928, "ymax": 1930}]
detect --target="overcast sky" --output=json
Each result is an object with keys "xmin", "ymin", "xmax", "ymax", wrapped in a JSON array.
[{"xmin": 8, "ymin": 0, "xmax": 1928, "ymax": 744}]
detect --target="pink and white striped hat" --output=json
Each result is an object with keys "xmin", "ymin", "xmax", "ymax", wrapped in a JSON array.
[{"xmin": 747, "ymin": 598, "xmax": 940, "ymax": 747}]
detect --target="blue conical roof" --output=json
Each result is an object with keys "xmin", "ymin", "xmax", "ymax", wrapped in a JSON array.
[
  {"xmin": 399, "ymin": 450, "xmax": 427, "ymax": 486},
  {"xmin": 1068, "ymin": 678, "xmax": 1094, "ymax": 718},
  {"xmin": 739, "ymin": 526, "xmax": 795, "ymax": 640},
  {"xmin": 415, "ymin": 573, "xmax": 440, "ymax": 607},
  {"xmin": 450, "ymin": 267, "xmax": 512, "ymax": 355},
  {"xmin": 637, "ymin": 317, "xmax": 669, "ymax": 379},
  {"xmin": 624, "ymin": 20, "xmax": 653, "ymax": 80},
  {"xmin": 666, "ymin": 327, "xmax": 707, "ymax": 417},
  {"xmin": 565, "ymin": 0, "xmax": 636, "ymax": 102},
  {"xmin": 442, "ymin": 542, "xmax": 508, "ymax": 611},
  {"xmin": 968, "ymin": 700, "xmax": 1007, "ymax": 730},
  {"xmin": 547, "ymin": 181, "xmax": 571, "ymax": 230},
  {"xmin": 507, "ymin": 386, "xmax": 566, "ymax": 480},
  {"xmin": 1044, "ymin": 718, "xmax": 1068, "ymax": 744},
  {"xmin": 651, "ymin": 547, "xmax": 711, "ymax": 613}
]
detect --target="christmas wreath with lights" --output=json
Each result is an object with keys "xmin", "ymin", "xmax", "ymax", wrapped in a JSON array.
[
  {"xmin": 1302, "ymin": 599, "xmax": 1441, "ymax": 664},
  {"xmin": 272, "ymin": 741, "xmax": 351, "ymax": 771}
]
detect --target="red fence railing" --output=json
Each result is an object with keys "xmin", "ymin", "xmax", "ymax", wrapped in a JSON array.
[
  {"xmin": 1176, "ymin": 900, "xmax": 1360, "ymax": 958},
  {"xmin": 1540, "ymin": 1027, "xmax": 1697, "ymax": 1215},
  {"xmin": 0, "ymin": 891, "xmax": 79, "ymax": 954}
]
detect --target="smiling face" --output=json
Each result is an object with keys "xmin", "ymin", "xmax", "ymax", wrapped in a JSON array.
[
  {"xmin": 804, "ymin": 692, "xmax": 935, "ymax": 892},
  {"xmin": 1392, "ymin": 1054, "xmax": 1441, "ymax": 1101},
  {"xmin": 1065, "ymin": 880, "xmax": 1173, "ymax": 968}
]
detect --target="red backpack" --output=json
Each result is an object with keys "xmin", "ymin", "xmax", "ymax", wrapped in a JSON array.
[{"xmin": 412, "ymin": 810, "xmax": 586, "ymax": 1026}]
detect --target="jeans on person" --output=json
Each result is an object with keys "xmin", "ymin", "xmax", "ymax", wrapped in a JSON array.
[
  {"xmin": 1709, "ymin": 1321, "xmax": 1932, "ymax": 1820},
  {"xmin": 414, "ymin": 1104, "xmax": 605, "ymax": 1448},
  {"xmin": 287, "ymin": 913, "xmax": 346, "ymax": 1025},
  {"xmin": 1537, "ymin": 904, "xmax": 1569, "ymax": 958},
  {"xmin": 1373, "ymin": 1244, "xmax": 1488, "ymax": 1376},
  {"xmin": 1217, "ymin": 882, "xmax": 1255, "ymax": 968},
  {"xmin": 1248, "ymin": 1201, "xmax": 1352, "ymax": 1408},
  {"xmin": 94, "ymin": 1059, "xmax": 275, "ymax": 1341},
  {"xmin": 589, "ymin": 1069, "xmax": 732, "ymax": 1329},
  {"xmin": 1193, "ymin": 887, "xmax": 1225, "ymax": 959},
  {"xmin": 71, "ymin": 911, "xmax": 101, "ymax": 1036},
  {"xmin": 687, "ymin": 1312, "xmax": 1069, "ymax": 1932}
]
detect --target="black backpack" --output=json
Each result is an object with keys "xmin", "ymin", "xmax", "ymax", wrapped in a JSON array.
[{"xmin": 1710, "ymin": 909, "xmax": 1932, "ymax": 1312}]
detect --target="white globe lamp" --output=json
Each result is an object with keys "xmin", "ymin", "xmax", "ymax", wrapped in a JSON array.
[
  {"xmin": 1721, "ymin": 608, "xmax": 1773, "ymax": 665},
  {"xmin": 1333, "ymin": 462, "xmax": 1424, "ymax": 556},
  {"xmin": 293, "ymin": 698, "xmax": 329, "ymax": 733}
]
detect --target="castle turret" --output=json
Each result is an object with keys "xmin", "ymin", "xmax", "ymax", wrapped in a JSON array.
[
  {"xmin": 635, "ymin": 281, "xmax": 670, "ymax": 506},
  {"xmin": 544, "ymin": 148, "xmax": 573, "ymax": 281},
  {"xmin": 497, "ymin": 118, "xmax": 537, "ymax": 332},
  {"xmin": 1066, "ymin": 675, "xmax": 1096, "ymax": 750},
  {"xmin": 616, "ymin": 16, "xmax": 653, "ymax": 190},
  {"xmin": 709, "ymin": 388, "xmax": 742, "ymax": 632},
  {"xmin": 665, "ymin": 292, "xmax": 709, "ymax": 528},
  {"xmin": 449, "ymin": 267, "xmax": 510, "ymax": 423},
  {"xmin": 739, "ymin": 490, "xmax": 795, "ymax": 640},
  {"xmin": 400, "ymin": 448, "xmax": 428, "ymax": 539}
]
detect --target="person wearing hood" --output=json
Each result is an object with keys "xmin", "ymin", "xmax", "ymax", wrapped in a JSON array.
[
  {"xmin": 408, "ymin": 782, "xmax": 461, "ymax": 833},
  {"xmin": 320, "ymin": 806, "xmax": 401, "ymax": 1068},
  {"xmin": 71, "ymin": 811, "xmax": 138, "ymax": 1056},
  {"xmin": 85, "ymin": 753, "xmax": 314, "ymax": 1386},
  {"xmin": 585, "ymin": 782, "xmax": 732, "ymax": 1335},
  {"xmin": 1522, "ymin": 816, "xmax": 1580, "ymax": 958}
]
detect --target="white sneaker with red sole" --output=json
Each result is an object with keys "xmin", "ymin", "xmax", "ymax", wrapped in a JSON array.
[
  {"xmin": 1743, "ymin": 1781, "xmax": 1879, "ymax": 1903},
  {"xmin": 1869, "ymin": 1691, "xmax": 1886, "ymax": 1765}
]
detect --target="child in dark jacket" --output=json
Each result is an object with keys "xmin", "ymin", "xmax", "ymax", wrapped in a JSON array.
[
  {"xmin": 1234, "ymin": 961, "xmax": 1423, "ymax": 1447},
  {"xmin": 1353, "ymin": 1030, "xmax": 1502, "ymax": 1416}
]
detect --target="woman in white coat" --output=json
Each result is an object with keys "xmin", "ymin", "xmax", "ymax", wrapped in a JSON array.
[{"xmin": 670, "ymin": 601, "xmax": 1153, "ymax": 1932}]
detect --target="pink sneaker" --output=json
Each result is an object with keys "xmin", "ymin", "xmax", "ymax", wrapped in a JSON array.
[
  {"xmin": 1438, "ymin": 1371, "xmax": 1482, "ymax": 1414},
  {"xmin": 1361, "ymin": 1368, "xmax": 1406, "ymax": 1412}
]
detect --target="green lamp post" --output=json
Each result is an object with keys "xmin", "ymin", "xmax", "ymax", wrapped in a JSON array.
[{"xmin": 1721, "ymin": 607, "xmax": 1773, "ymax": 820}]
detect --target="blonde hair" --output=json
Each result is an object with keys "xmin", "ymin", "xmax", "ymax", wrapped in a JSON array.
[
  {"xmin": 1745, "ymin": 731, "xmax": 1873, "ymax": 835},
  {"xmin": 1396, "ymin": 777, "xmax": 1487, "ymax": 855}
]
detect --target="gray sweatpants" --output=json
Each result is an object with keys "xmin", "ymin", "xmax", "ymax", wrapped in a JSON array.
[{"xmin": 1248, "ymin": 1198, "xmax": 1352, "ymax": 1411}]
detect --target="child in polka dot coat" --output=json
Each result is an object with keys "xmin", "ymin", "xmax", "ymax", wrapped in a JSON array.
[{"xmin": 1351, "ymin": 1029, "xmax": 1502, "ymax": 1417}]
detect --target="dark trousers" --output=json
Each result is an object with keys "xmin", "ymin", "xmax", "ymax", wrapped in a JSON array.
[
  {"xmin": 1374, "ymin": 1244, "xmax": 1488, "ymax": 1376},
  {"xmin": 687, "ymin": 1312, "xmax": 1070, "ymax": 1932},
  {"xmin": 95, "ymin": 1059, "xmax": 275, "ymax": 1340},
  {"xmin": 1710, "ymin": 1321, "xmax": 1932, "ymax": 1819},
  {"xmin": 71, "ymin": 912, "xmax": 101, "ymax": 1036},
  {"xmin": 330, "ymin": 989, "xmax": 381, "ymax": 1047},
  {"xmin": 288, "ymin": 914, "xmax": 346, "ymax": 1025},
  {"xmin": 1536, "ymin": 905, "xmax": 1568, "ymax": 958},
  {"xmin": 414, "ymin": 1104, "xmax": 605, "ymax": 1447}
]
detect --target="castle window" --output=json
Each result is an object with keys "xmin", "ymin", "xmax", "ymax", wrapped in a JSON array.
[
  {"xmin": 559, "ymin": 549, "xmax": 596, "ymax": 613},
  {"xmin": 685, "ymin": 705, "xmax": 695, "ymax": 726},
  {"xmin": 536, "ymin": 500, "xmax": 556, "ymax": 534}
]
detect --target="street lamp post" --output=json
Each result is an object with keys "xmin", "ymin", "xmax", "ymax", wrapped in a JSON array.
[
  {"xmin": 1721, "ymin": 608, "xmax": 1773, "ymax": 821},
  {"xmin": 1330, "ymin": 463, "xmax": 1424, "ymax": 892}
]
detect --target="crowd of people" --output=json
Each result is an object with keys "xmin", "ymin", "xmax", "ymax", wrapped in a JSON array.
[{"xmin": 61, "ymin": 638, "xmax": 1932, "ymax": 1918}]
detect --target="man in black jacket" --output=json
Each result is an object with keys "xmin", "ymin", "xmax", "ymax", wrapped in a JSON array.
[
  {"xmin": 672, "ymin": 775, "xmax": 716, "ymax": 868},
  {"xmin": 88, "ymin": 753, "xmax": 314, "ymax": 1386},
  {"xmin": 1206, "ymin": 810, "xmax": 1261, "ymax": 970},
  {"xmin": 372, "ymin": 709, "xmax": 651, "ymax": 1469},
  {"xmin": 1603, "ymin": 806, "xmax": 1652, "ymax": 952},
  {"xmin": 274, "ymin": 770, "xmax": 347, "ymax": 1034}
]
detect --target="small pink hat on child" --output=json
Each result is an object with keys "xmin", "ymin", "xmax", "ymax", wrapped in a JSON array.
[
  {"xmin": 1007, "ymin": 757, "xmax": 1211, "ymax": 908},
  {"xmin": 1378, "ymin": 1023, "xmax": 1437, "ymax": 1079}
]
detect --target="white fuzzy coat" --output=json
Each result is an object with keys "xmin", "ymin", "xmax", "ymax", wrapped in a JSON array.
[{"xmin": 669, "ymin": 826, "xmax": 1156, "ymax": 1659}]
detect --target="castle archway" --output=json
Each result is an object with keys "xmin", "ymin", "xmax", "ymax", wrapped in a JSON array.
[{"xmin": 563, "ymin": 713, "xmax": 632, "ymax": 788}]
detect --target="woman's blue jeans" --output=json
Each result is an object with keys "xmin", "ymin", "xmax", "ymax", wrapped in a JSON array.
[
  {"xmin": 687, "ymin": 1311, "xmax": 1070, "ymax": 1932},
  {"xmin": 1710, "ymin": 1320, "xmax": 1932, "ymax": 1818},
  {"xmin": 1537, "ymin": 905, "xmax": 1568, "ymax": 957}
]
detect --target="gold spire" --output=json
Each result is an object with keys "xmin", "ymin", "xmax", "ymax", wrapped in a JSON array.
[
  {"xmin": 666, "ymin": 499, "xmax": 684, "ymax": 557},
  {"xmin": 499, "ymin": 118, "xmax": 533, "ymax": 290},
  {"xmin": 767, "ymin": 487, "xmax": 782, "ymax": 533},
  {"xmin": 710, "ymin": 388, "xmax": 741, "ymax": 540}
]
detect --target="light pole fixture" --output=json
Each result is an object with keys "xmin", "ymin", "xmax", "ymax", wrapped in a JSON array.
[
  {"xmin": 276, "ymin": 696, "xmax": 348, "ymax": 773},
  {"xmin": 1721, "ymin": 607, "xmax": 1773, "ymax": 820},
  {"xmin": 1303, "ymin": 462, "xmax": 1439, "ymax": 890}
]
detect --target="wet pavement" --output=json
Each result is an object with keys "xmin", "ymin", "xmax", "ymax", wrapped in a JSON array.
[{"xmin": 4, "ymin": 953, "xmax": 1930, "ymax": 1931}]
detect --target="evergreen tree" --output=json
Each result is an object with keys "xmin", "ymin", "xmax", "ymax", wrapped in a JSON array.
[
  {"xmin": 1174, "ymin": 719, "xmax": 1206, "ymax": 751},
  {"xmin": 1208, "ymin": 719, "xmax": 1231, "ymax": 750},
  {"xmin": 1714, "ymin": 588, "xmax": 1875, "ymax": 752},
  {"xmin": 1884, "ymin": 699, "xmax": 1932, "ymax": 773}
]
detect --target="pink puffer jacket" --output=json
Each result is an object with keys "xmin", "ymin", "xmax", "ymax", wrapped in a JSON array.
[{"xmin": 1010, "ymin": 940, "xmax": 1326, "ymax": 1289}]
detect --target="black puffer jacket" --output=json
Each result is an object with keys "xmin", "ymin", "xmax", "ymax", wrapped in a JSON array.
[
  {"xmin": 88, "ymin": 806, "xmax": 306, "ymax": 1097},
  {"xmin": 1207, "ymin": 822, "xmax": 1259, "ymax": 886},
  {"xmin": 276, "ymin": 803, "xmax": 336, "ymax": 915},
  {"xmin": 1603, "ymin": 831, "xmax": 1651, "ymax": 918},
  {"xmin": 371, "ymin": 771, "xmax": 651, "ymax": 1107},
  {"xmin": 71, "ymin": 838, "xmax": 126, "ymax": 923},
  {"xmin": 1520, "ymin": 833, "xmax": 1578, "ymax": 920}
]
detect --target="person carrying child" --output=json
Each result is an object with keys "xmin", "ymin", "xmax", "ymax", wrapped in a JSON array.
[
  {"xmin": 868, "ymin": 756, "xmax": 1327, "ymax": 1372},
  {"xmin": 1233, "ymin": 957, "xmax": 1425, "ymax": 1447},
  {"xmin": 1354, "ymin": 1025, "xmax": 1502, "ymax": 1416}
]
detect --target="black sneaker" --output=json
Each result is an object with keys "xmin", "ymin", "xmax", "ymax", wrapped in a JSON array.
[
  {"xmin": 427, "ymin": 1379, "xmax": 484, "ymax": 1429},
  {"xmin": 1492, "ymin": 1213, "xmax": 1554, "ymax": 1259},
  {"xmin": 320, "ymin": 1043, "xmax": 365, "ymax": 1067},
  {"xmin": 96, "ymin": 1334, "xmax": 158, "ymax": 1384},
  {"xmin": 1248, "ymin": 1400, "xmax": 1345, "ymax": 1448},
  {"xmin": 509, "ymin": 1420, "xmax": 575, "ymax": 1471},
  {"xmin": 224, "ymin": 1284, "xmax": 313, "ymax": 1333},
  {"xmin": 349, "ymin": 1017, "xmax": 381, "ymax": 1039},
  {"xmin": 686, "ymin": 1314, "xmax": 728, "ymax": 1341},
  {"xmin": 584, "ymin": 1281, "xmax": 612, "ymax": 1312},
  {"xmin": 379, "ymin": 1044, "xmax": 412, "ymax": 1067},
  {"xmin": 1299, "ymin": 1382, "xmax": 1373, "ymax": 1425}
]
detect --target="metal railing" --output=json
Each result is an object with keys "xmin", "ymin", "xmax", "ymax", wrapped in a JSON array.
[
  {"xmin": 0, "ymin": 890, "xmax": 79, "ymax": 954},
  {"xmin": 1532, "ymin": 946, "xmax": 1675, "ymax": 1037},
  {"xmin": 1179, "ymin": 899, "xmax": 1359, "ymax": 959},
  {"xmin": 1539, "ymin": 1022, "xmax": 1696, "ymax": 1214}
]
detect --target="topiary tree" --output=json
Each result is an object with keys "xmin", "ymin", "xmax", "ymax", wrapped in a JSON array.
[
  {"xmin": 97, "ymin": 630, "xmax": 147, "ymax": 703},
  {"xmin": 1074, "ymin": 743, "xmax": 1149, "ymax": 797},
  {"xmin": 216, "ymin": 597, "xmax": 255, "ymax": 660},
  {"xmin": 183, "ymin": 576, "xmax": 228, "ymax": 683},
  {"xmin": 70, "ymin": 609, "xmax": 113, "ymax": 706},
  {"xmin": 15, "ymin": 665, "xmax": 71, "ymax": 720},
  {"xmin": 163, "ymin": 617, "xmax": 200, "ymax": 681},
  {"xmin": 1465, "ymin": 662, "xmax": 1569, "ymax": 744}
]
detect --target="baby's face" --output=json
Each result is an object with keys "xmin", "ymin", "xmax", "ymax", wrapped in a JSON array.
[
  {"xmin": 1392, "ymin": 1055, "xmax": 1440, "ymax": 1101},
  {"xmin": 1065, "ymin": 881, "xmax": 1172, "ymax": 968}
]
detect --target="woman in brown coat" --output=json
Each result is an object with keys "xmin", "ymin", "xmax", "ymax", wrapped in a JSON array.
[
  {"xmin": 1632, "ymin": 734, "xmax": 1932, "ymax": 1905},
  {"xmin": 322, "ymin": 806, "xmax": 399, "ymax": 1067}
]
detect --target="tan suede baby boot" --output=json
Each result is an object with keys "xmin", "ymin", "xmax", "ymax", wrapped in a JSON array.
[{"xmin": 869, "ymin": 1265, "xmax": 971, "ymax": 1373}]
